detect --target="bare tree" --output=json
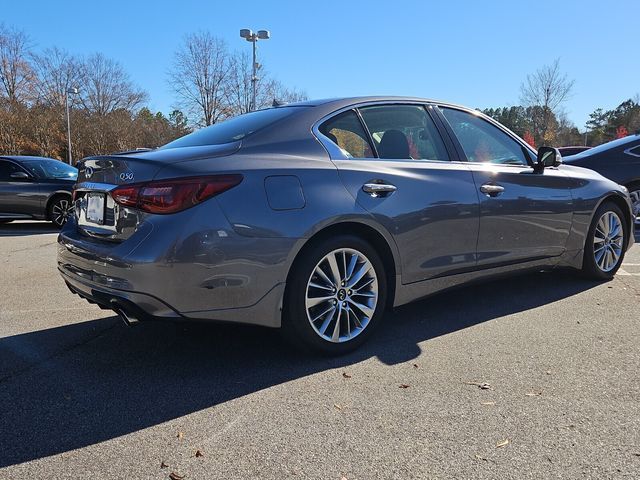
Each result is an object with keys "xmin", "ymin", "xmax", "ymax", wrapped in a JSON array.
[
  {"xmin": 79, "ymin": 53, "xmax": 147, "ymax": 115},
  {"xmin": 0, "ymin": 24, "xmax": 34, "ymax": 103},
  {"xmin": 225, "ymin": 51, "xmax": 308, "ymax": 116},
  {"xmin": 31, "ymin": 47, "xmax": 83, "ymax": 108},
  {"xmin": 520, "ymin": 58, "xmax": 574, "ymax": 143},
  {"xmin": 168, "ymin": 32, "xmax": 231, "ymax": 126}
]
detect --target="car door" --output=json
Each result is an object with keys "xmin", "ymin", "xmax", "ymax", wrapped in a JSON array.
[
  {"xmin": 317, "ymin": 103, "xmax": 479, "ymax": 284},
  {"xmin": 0, "ymin": 159, "xmax": 41, "ymax": 218},
  {"xmin": 438, "ymin": 107, "xmax": 574, "ymax": 268}
]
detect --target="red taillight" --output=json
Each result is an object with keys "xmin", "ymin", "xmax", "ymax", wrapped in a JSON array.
[{"xmin": 111, "ymin": 174, "xmax": 243, "ymax": 214}]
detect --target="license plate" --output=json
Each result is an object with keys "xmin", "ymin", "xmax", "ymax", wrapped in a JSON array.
[{"xmin": 86, "ymin": 193, "xmax": 105, "ymax": 224}]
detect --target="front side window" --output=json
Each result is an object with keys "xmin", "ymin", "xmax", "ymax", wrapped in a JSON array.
[
  {"xmin": 0, "ymin": 161, "xmax": 23, "ymax": 181},
  {"xmin": 22, "ymin": 159, "xmax": 77, "ymax": 179},
  {"xmin": 359, "ymin": 105, "xmax": 449, "ymax": 161},
  {"xmin": 441, "ymin": 108, "xmax": 530, "ymax": 166},
  {"xmin": 319, "ymin": 110, "xmax": 374, "ymax": 158}
]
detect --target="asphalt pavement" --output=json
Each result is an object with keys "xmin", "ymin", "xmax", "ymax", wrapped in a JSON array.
[{"xmin": 1, "ymin": 221, "xmax": 639, "ymax": 479}]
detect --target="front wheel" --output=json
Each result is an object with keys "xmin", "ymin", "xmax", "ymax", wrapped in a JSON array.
[
  {"xmin": 581, "ymin": 202, "xmax": 628, "ymax": 280},
  {"xmin": 282, "ymin": 235, "xmax": 387, "ymax": 355}
]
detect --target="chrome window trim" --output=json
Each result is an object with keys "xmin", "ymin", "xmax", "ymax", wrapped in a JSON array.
[
  {"xmin": 312, "ymin": 100, "xmax": 450, "ymax": 163},
  {"xmin": 624, "ymin": 145, "xmax": 640, "ymax": 158}
]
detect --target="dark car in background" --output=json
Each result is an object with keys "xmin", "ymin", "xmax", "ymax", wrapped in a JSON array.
[
  {"xmin": 558, "ymin": 145, "xmax": 591, "ymax": 157},
  {"xmin": 0, "ymin": 156, "xmax": 77, "ymax": 227},
  {"xmin": 563, "ymin": 134, "xmax": 640, "ymax": 226}
]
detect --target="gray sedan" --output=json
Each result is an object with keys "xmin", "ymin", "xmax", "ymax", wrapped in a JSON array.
[{"xmin": 58, "ymin": 97, "xmax": 635, "ymax": 354}]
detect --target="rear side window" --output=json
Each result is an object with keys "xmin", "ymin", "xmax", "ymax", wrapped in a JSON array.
[
  {"xmin": 359, "ymin": 104, "xmax": 449, "ymax": 161},
  {"xmin": 442, "ymin": 108, "xmax": 530, "ymax": 166},
  {"xmin": 161, "ymin": 107, "xmax": 303, "ymax": 149},
  {"xmin": 627, "ymin": 145, "xmax": 640, "ymax": 157},
  {"xmin": 319, "ymin": 110, "xmax": 374, "ymax": 158}
]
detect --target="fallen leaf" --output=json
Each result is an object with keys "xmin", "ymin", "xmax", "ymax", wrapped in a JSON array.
[
  {"xmin": 399, "ymin": 384, "xmax": 410, "ymax": 389},
  {"xmin": 195, "ymin": 449, "xmax": 203, "ymax": 458},
  {"xmin": 413, "ymin": 364, "xmax": 419, "ymax": 369},
  {"xmin": 557, "ymin": 424, "xmax": 576, "ymax": 429},
  {"xmin": 160, "ymin": 461, "xmax": 169, "ymax": 469},
  {"xmin": 333, "ymin": 404, "xmax": 342, "ymax": 410},
  {"xmin": 525, "ymin": 391, "xmax": 542, "ymax": 397},
  {"xmin": 169, "ymin": 473, "xmax": 184, "ymax": 480},
  {"xmin": 496, "ymin": 439, "xmax": 509, "ymax": 448},
  {"xmin": 176, "ymin": 432, "xmax": 184, "ymax": 440},
  {"xmin": 342, "ymin": 372, "xmax": 352, "ymax": 379},
  {"xmin": 474, "ymin": 454, "xmax": 488, "ymax": 462},
  {"xmin": 480, "ymin": 401, "xmax": 496, "ymax": 406},
  {"xmin": 465, "ymin": 381, "xmax": 492, "ymax": 390}
]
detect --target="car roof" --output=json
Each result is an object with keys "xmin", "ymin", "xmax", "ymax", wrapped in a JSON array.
[
  {"xmin": 566, "ymin": 133, "xmax": 640, "ymax": 159},
  {"xmin": 283, "ymin": 96, "xmax": 472, "ymax": 111},
  {"xmin": 0, "ymin": 155, "xmax": 58, "ymax": 163}
]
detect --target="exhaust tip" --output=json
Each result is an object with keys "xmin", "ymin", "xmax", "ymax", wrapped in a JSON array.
[{"xmin": 111, "ymin": 301, "xmax": 139, "ymax": 326}]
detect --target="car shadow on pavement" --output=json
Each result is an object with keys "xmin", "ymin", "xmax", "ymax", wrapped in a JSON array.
[
  {"xmin": 0, "ymin": 270, "xmax": 602, "ymax": 467},
  {"xmin": 0, "ymin": 221, "xmax": 58, "ymax": 237}
]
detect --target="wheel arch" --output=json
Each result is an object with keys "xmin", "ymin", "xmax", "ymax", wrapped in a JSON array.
[
  {"xmin": 594, "ymin": 191, "xmax": 634, "ymax": 248},
  {"xmin": 285, "ymin": 220, "xmax": 400, "ymax": 309}
]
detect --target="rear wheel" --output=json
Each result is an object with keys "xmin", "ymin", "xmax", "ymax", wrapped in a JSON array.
[
  {"xmin": 48, "ymin": 196, "xmax": 73, "ymax": 228},
  {"xmin": 581, "ymin": 201, "xmax": 627, "ymax": 280},
  {"xmin": 283, "ymin": 235, "xmax": 387, "ymax": 355}
]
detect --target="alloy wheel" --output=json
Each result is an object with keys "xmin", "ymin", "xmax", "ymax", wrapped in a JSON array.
[
  {"xmin": 51, "ymin": 198, "xmax": 73, "ymax": 227},
  {"xmin": 593, "ymin": 210, "xmax": 624, "ymax": 272},
  {"xmin": 305, "ymin": 248, "xmax": 378, "ymax": 343}
]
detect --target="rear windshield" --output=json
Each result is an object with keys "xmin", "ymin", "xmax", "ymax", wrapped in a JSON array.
[
  {"xmin": 22, "ymin": 159, "xmax": 77, "ymax": 179},
  {"xmin": 161, "ymin": 107, "xmax": 303, "ymax": 149}
]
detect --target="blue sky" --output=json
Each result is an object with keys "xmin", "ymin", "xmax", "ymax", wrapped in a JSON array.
[{"xmin": 5, "ymin": 0, "xmax": 639, "ymax": 128}]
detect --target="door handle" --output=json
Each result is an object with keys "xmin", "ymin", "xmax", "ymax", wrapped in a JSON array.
[
  {"xmin": 362, "ymin": 182, "xmax": 397, "ymax": 197},
  {"xmin": 480, "ymin": 183, "xmax": 505, "ymax": 197}
]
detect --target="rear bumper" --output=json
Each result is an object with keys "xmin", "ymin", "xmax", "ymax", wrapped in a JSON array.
[{"xmin": 57, "ymin": 201, "xmax": 296, "ymax": 328}]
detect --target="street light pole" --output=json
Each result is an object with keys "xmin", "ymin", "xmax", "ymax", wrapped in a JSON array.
[
  {"xmin": 239, "ymin": 29, "xmax": 270, "ymax": 112},
  {"xmin": 65, "ymin": 87, "xmax": 79, "ymax": 165}
]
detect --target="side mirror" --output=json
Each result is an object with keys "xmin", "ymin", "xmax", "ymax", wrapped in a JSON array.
[
  {"xmin": 535, "ymin": 146, "xmax": 562, "ymax": 172},
  {"xmin": 10, "ymin": 171, "xmax": 31, "ymax": 181}
]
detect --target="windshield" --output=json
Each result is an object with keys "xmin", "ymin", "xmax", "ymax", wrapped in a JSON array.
[
  {"xmin": 22, "ymin": 159, "xmax": 77, "ymax": 179},
  {"xmin": 161, "ymin": 107, "xmax": 304, "ymax": 149}
]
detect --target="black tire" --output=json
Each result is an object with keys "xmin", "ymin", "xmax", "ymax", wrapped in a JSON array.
[
  {"xmin": 282, "ymin": 235, "xmax": 387, "ymax": 355},
  {"xmin": 48, "ymin": 195, "xmax": 73, "ymax": 228},
  {"xmin": 581, "ymin": 201, "xmax": 628, "ymax": 280}
]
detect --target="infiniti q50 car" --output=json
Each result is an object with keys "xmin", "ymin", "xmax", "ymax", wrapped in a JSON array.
[{"xmin": 58, "ymin": 97, "xmax": 635, "ymax": 354}]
